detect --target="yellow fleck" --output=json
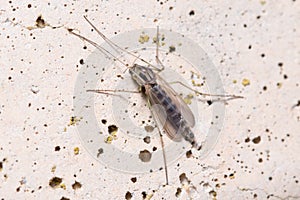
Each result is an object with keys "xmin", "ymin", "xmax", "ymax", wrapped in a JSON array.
[
  {"xmin": 152, "ymin": 36, "xmax": 157, "ymax": 43},
  {"xmin": 191, "ymin": 80, "xmax": 202, "ymax": 87},
  {"xmin": 74, "ymin": 147, "xmax": 80, "ymax": 155},
  {"xmin": 242, "ymin": 78, "xmax": 250, "ymax": 86},
  {"xmin": 26, "ymin": 26, "xmax": 35, "ymax": 30},
  {"xmin": 145, "ymin": 193, "xmax": 153, "ymax": 200},
  {"xmin": 277, "ymin": 82, "xmax": 282, "ymax": 88},
  {"xmin": 111, "ymin": 131, "xmax": 118, "ymax": 140},
  {"xmin": 105, "ymin": 135, "xmax": 114, "ymax": 144},
  {"xmin": 138, "ymin": 34, "xmax": 150, "ymax": 44},
  {"xmin": 260, "ymin": 0, "xmax": 266, "ymax": 5},
  {"xmin": 191, "ymin": 71, "xmax": 201, "ymax": 79},
  {"xmin": 60, "ymin": 183, "xmax": 66, "ymax": 190},
  {"xmin": 233, "ymin": 80, "xmax": 237, "ymax": 84},
  {"xmin": 191, "ymin": 72, "xmax": 203, "ymax": 87},
  {"xmin": 51, "ymin": 165, "xmax": 56, "ymax": 173},
  {"xmin": 183, "ymin": 94, "xmax": 194, "ymax": 105},
  {"xmin": 184, "ymin": 98, "xmax": 192, "ymax": 105},
  {"xmin": 152, "ymin": 34, "xmax": 165, "ymax": 46},
  {"xmin": 63, "ymin": 127, "xmax": 67, "ymax": 132},
  {"xmin": 68, "ymin": 116, "xmax": 81, "ymax": 126},
  {"xmin": 229, "ymin": 174, "xmax": 235, "ymax": 179}
]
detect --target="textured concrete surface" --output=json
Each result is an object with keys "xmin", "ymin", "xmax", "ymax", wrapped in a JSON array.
[{"xmin": 0, "ymin": 0, "xmax": 299, "ymax": 199}]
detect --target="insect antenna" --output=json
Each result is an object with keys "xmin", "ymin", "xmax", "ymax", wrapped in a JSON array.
[
  {"xmin": 68, "ymin": 28, "xmax": 129, "ymax": 68},
  {"xmin": 83, "ymin": 16, "xmax": 160, "ymax": 70}
]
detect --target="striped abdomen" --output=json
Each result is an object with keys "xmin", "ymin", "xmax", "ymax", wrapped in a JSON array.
[{"xmin": 150, "ymin": 84, "xmax": 197, "ymax": 146}]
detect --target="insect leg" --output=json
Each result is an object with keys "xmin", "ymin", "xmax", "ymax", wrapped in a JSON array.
[
  {"xmin": 155, "ymin": 26, "xmax": 165, "ymax": 72},
  {"xmin": 87, "ymin": 89, "xmax": 140, "ymax": 102},
  {"xmin": 87, "ymin": 89, "xmax": 140, "ymax": 94},
  {"xmin": 146, "ymin": 98, "xmax": 169, "ymax": 185},
  {"xmin": 169, "ymin": 81, "xmax": 244, "ymax": 101}
]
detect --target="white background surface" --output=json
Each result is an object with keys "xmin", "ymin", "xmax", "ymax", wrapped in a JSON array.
[{"xmin": 1, "ymin": 0, "xmax": 299, "ymax": 199}]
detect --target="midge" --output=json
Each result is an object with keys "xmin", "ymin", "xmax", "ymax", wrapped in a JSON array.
[{"xmin": 68, "ymin": 16, "xmax": 242, "ymax": 185}]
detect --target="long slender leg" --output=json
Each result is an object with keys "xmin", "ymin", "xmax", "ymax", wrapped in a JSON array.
[
  {"xmin": 87, "ymin": 89, "xmax": 140, "ymax": 102},
  {"xmin": 87, "ymin": 89, "xmax": 140, "ymax": 94},
  {"xmin": 146, "ymin": 98, "xmax": 169, "ymax": 185},
  {"xmin": 155, "ymin": 26, "xmax": 165, "ymax": 72},
  {"xmin": 169, "ymin": 81, "xmax": 244, "ymax": 100}
]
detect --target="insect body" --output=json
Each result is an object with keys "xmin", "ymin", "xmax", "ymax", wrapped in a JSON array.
[
  {"xmin": 68, "ymin": 16, "xmax": 242, "ymax": 185},
  {"xmin": 68, "ymin": 17, "xmax": 202, "ymax": 150},
  {"xmin": 69, "ymin": 22, "xmax": 199, "ymax": 184},
  {"xmin": 130, "ymin": 64, "xmax": 201, "ymax": 150}
]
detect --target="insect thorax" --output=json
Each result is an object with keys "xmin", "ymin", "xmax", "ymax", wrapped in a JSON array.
[{"xmin": 129, "ymin": 64, "xmax": 156, "ymax": 86}]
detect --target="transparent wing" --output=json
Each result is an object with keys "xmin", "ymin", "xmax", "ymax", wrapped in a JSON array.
[
  {"xmin": 147, "ymin": 78, "xmax": 196, "ymax": 142},
  {"xmin": 155, "ymin": 74, "xmax": 195, "ymax": 127},
  {"xmin": 146, "ymin": 86, "xmax": 183, "ymax": 142}
]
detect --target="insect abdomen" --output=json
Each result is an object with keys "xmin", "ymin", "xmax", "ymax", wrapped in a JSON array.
[{"xmin": 151, "ymin": 84, "xmax": 196, "ymax": 144}]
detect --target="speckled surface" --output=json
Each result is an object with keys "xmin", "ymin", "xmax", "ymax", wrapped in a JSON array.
[{"xmin": 1, "ymin": 0, "xmax": 299, "ymax": 199}]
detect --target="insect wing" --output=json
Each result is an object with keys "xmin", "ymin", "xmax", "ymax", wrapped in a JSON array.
[
  {"xmin": 146, "ymin": 86, "xmax": 183, "ymax": 142},
  {"xmin": 156, "ymin": 74, "xmax": 196, "ymax": 128}
]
